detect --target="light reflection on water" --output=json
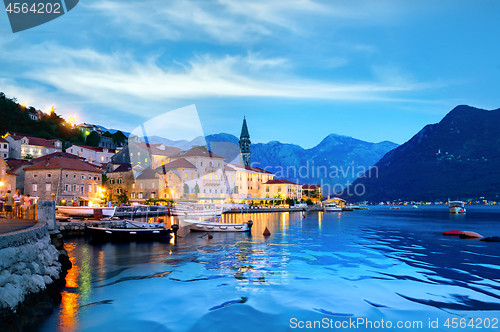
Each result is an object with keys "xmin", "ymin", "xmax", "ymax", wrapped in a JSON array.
[{"xmin": 39, "ymin": 206, "xmax": 500, "ymax": 332}]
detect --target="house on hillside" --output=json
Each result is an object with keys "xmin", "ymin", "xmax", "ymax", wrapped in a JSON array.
[
  {"xmin": 2, "ymin": 132, "xmax": 62, "ymax": 159},
  {"xmin": 24, "ymin": 156, "xmax": 103, "ymax": 205},
  {"xmin": 67, "ymin": 144, "xmax": 117, "ymax": 166},
  {"xmin": 0, "ymin": 158, "xmax": 17, "ymax": 196}
]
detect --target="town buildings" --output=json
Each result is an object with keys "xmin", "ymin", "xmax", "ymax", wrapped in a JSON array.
[
  {"xmin": 2, "ymin": 133, "xmax": 62, "ymax": 159},
  {"xmin": 113, "ymin": 142, "xmax": 181, "ymax": 169},
  {"xmin": 24, "ymin": 155, "xmax": 103, "ymax": 205},
  {"xmin": 262, "ymin": 179, "xmax": 303, "ymax": 200},
  {"xmin": 302, "ymin": 184, "xmax": 322, "ymax": 203}
]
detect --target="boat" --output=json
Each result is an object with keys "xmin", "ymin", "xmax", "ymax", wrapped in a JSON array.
[
  {"xmin": 324, "ymin": 202, "xmax": 342, "ymax": 212},
  {"xmin": 448, "ymin": 200, "xmax": 466, "ymax": 214},
  {"xmin": 56, "ymin": 206, "xmax": 116, "ymax": 218},
  {"xmin": 171, "ymin": 202, "xmax": 223, "ymax": 217},
  {"xmin": 125, "ymin": 220, "xmax": 165, "ymax": 228},
  {"xmin": 87, "ymin": 221, "xmax": 175, "ymax": 241},
  {"xmin": 181, "ymin": 219, "xmax": 253, "ymax": 232}
]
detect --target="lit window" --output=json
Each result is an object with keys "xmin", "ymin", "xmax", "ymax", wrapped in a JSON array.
[
  {"xmin": 33, "ymin": 184, "xmax": 37, "ymax": 192},
  {"xmin": 184, "ymin": 173, "xmax": 187, "ymax": 178}
]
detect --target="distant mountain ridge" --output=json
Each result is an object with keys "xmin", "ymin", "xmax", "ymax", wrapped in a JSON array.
[{"xmin": 345, "ymin": 105, "xmax": 500, "ymax": 202}]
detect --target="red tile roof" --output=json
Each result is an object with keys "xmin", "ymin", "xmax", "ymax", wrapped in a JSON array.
[
  {"xmin": 264, "ymin": 179, "xmax": 300, "ymax": 185},
  {"xmin": 169, "ymin": 147, "xmax": 224, "ymax": 159},
  {"xmin": 130, "ymin": 142, "xmax": 181, "ymax": 157},
  {"xmin": 32, "ymin": 152, "xmax": 85, "ymax": 162},
  {"xmin": 7, "ymin": 133, "xmax": 61, "ymax": 148},
  {"xmin": 0, "ymin": 137, "xmax": 8, "ymax": 143},
  {"xmin": 161, "ymin": 158, "xmax": 196, "ymax": 169},
  {"xmin": 24, "ymin": 157, "xmax": 102, "ymax": 173},
  {"xmin": 109, "ymin": 163, "xmax": 132, "ymax": 173},
  {"xmin": 302, "ymin": 184, "xmax": 321, "ymax": 190},
  {"xmin": 6, "ymin": 159, "xmax": 33, "ymax": 172},
  {"xmin": 244, "ymin": 165, "xmax": 273, "ymax": 174},
  {"xmin": 135, "ymin": 168, "xmax": 160, "ymax": 180}
]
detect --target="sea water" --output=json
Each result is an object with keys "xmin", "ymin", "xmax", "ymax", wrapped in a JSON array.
[{"xmin": 38, "ymin": 206, "xmax": 500, "ymax": 331}]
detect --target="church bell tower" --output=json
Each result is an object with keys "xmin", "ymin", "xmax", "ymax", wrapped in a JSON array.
[{"xmin": 239, "ymin": 117, "xmax": 251, "ymax": 166}]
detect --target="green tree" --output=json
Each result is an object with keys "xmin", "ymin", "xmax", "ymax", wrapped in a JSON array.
[
  {"xmin": 306, "ymin": 198, "xmax": 313, "ymax": 206},
  {"xmin": 112, "ymin": 131, "xmax": 127, "ymax": 146},
  {"xmin": 194, "ymin": 183, "xmax": 200, "ymax": 196},
  {"xmin": 115, "ymin": 191, "xmax": 129, "ymax": 205},
  {"xmin": 233, "ymin": 185, "xmax": 239, "ymax": 194},
  {"xmin": 184, "ymin": 183, "xmax": 189, "ymax": 194},
  {"xmin": 24, "ymin": 154, "xmax": 34, "ymax": 159},
  {"xmin": 85, "ymin": 131, "xmax": 101, "ymax": 147}
]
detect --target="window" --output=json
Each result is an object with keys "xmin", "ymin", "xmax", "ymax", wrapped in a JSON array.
[
  {"xmin": 72, "ymin": 185, "xmax": 76, "ymax": 191},
  {"xmin": 132, "ymin": 183, "xmax": 135, "ymax": 188},
  {"xmin": 88, "ymin": 185, "xmax": 91, "ymax": 192},
  {"xmin": 137, "ymin": 152, "xmax": 140, "ymax": 156},
  {"xmin": 215, "ymin": 175, "xmax": 218, "ymax": 180},
  {"xmin": 191, "ymin": 174, "xmax": 194, "ymax": 179},
  {"xmin": 81, "ymin": 175, "xmax": 85, "ymax": 179},
  {"xmin": 266, "ymin": 186, "xmax": 269, "ymax": 192},
  {"xmin": 33, "ymin": 184, "xmax": 37, "ymax": 192},
  {"xmin": 117, "ymin": 189, "xmax": 120, "ymax": 193},
  {"xmin": 151, "ymin": 192, "xmax": 155, "ymax": 199},
  {"xmin": 203, "ymin": 189, "xmax": 206, "ymax": 193},
  {"xmin": 88, "ymin": 175, "xmax": 92, "ymax": 179},
  {"xmin": 80, "ymin": 186, "xmax": 84, "ymax": 192},
  {"xmin": 278, "ymin": 186, "xmax": 281, "ymax": 192},
  {"xmin": 46, "ymin": 173, "xmax": 51, "ymax": 178},
  {"xmin": 3, "ymin": 144, "xmax": 6, "ymax": 149},
  {"xmin": 152, "ymin": 183, "xmax": 155, "ymax": 189},
  {"xmin": 138, "ymin": 193, "xmax": 143, "ymax": 199},
  {"xmin": 131, "ymin": 193, "xmax": 136, "ymax": 198},
  {"xmin": 65, "ymin": 184, "xmax": 69, "ymax": 191},
  {"xmin": 65, "ymin": 174, "xmax": 68, "ymax": 178},
  {"xmin": 46, "ymin": 183, "xmax": 51, "ymax": 192},
  {"xmin": 94, "ymin": 185, "xmax": 98, "ymax": 193},
  {"xmin": 231, "ymin": 176, "xmax": 234, "ymax": 181},
  {"xmin": 214, "ymin": 189, "xmax": 217, "ymax": 193},
  {"xmin": 74, "ymin": 174, "xmax": 76, "ymax": 178},
  {"xmin": 209, "ymin": 189, "xmax": 212, "ymax": 193},
  {"xmin": 140, "ymin": 183, "xmax": 143, "ymax": 188},
  {"xmin": 130, "ymin": 153, "xmax": 133, "ymax": 156},
  {"xmin": 145, "ymin": 158, "xmax": 148, "ymax": 162},
  {"xmin": 184, "ymin": 173, "xmax": 187, "ymax": 178},
  {"xmin": 33, "ymin": 174, "xmax": 37, "ymax": 178},
  {"xmin": 101, "ymin": 156, "xmax": 104, "ymax": 161}
]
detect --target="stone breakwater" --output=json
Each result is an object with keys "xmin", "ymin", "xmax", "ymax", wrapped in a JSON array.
[{"xmin": 0, "ymin": 222, "xmax": 66, "ymax": 331}]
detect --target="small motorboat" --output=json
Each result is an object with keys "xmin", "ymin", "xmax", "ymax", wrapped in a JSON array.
[
  {"xmin": 448, "ymin": 200, "xmax": 466, "ymax": 214},
  {"xmin": 459, "ymin": 231, "xmax": 483, "ymax": 239},
  {"xmin": 182, "ymin": 219, "xmax": 253, "ymax": 232},
  {"xmin": 443, "ymin": 230, "xmax": 461, "ymax": 236},
  {"xmin": 57, "ymin": 206, "xmax": 116, "ymax": 218},
  {"xmin": 87, "ymin": 222, "xmax": 176, "ymax": 241},
  {"xmin": 324, "ymin": 202, "xmax": 342, "ymax": 212},
  {"xmin": 171, "ymin": 202, "xmax": 223, "ymax": 217}
]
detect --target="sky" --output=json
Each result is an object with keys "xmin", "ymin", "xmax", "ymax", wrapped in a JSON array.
[{"xmin": 1, "ymin": 0, "xmax": 499, "ymax": 148}]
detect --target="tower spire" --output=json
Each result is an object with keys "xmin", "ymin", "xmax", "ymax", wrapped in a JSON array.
[{"xmin": 239, "ymin": 117, "xmax": 251, "ymax": 166}]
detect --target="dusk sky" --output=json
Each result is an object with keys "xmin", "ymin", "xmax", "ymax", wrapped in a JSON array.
[{"xmin": 1, "ymin": 1, "xmax": 499, "ymax": 147}]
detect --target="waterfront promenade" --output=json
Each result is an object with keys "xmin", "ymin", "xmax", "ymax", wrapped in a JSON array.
[{"xmin": 0, "ymin": 218, "xmax": 37, "ymax": 234}]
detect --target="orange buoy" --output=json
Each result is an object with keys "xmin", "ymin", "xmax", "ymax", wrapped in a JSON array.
[
  {"xmin": 443, "ymin": 230, "xmax": 461, "ymax": 236},
  {"xmin": 459, "ymin": 231, "xmax": 483, "ymax": 239},
  {"xmin": 263, "ymin": 227, "xmax": 271, "ymax": 236},
  {"xmin": 207, "ymin": 233, "xmax": 213, "ymax": 239}
]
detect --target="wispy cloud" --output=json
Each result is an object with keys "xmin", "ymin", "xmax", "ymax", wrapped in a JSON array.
[{"xmin": 0, "ymin": 43, "xmax": 444, "ymax": 117}]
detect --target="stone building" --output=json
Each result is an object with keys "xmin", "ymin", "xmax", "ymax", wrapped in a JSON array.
[
  {"xmin": 6, "ymin": 158, "xmax": 32, "ymax": 194},
  {"xmin": 112, "ymin": 142, "xmax": 181, "ymax": 169},
  {"xmin": 24, "ymin": 156, "xmax": 103, "ymax": 205},
  {"xmin": 261, "ymin": 179, "xmax": 303, "ymax": 200},
  {"xmin": 66, "ymin": 144, "xmax": 117, "ymax": 166},
  {"xmin": 105, "ymin": 162, "xmax": 134, "ymax": 202}
]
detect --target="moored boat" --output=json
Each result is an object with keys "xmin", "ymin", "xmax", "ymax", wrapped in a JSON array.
[
  {"xmin": 87, "ymin": 222, "xmax": 177, "ymax": 241},
  {"xmin": 182, "ymin": 219, "xmax": 253, "ymax": 232},
  {"xmin": 448, "ymin": 200, "xmax": 466, "ymax": 214},
  {"xmin": 324, "ymin": 202, "xmax": 342, "ymax": 212},
  {"xmin": 171, "ymin": 202, "xmax": 223, "ymax": 217},
  {"xmin": 57, "ymin": 206, "xmax": 116, "ymax": 218}
]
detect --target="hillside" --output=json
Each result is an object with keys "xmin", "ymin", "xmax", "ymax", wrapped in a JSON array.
[{"xmin": 344, "ymin": 105, "xmax": 500, "ymax": 202}]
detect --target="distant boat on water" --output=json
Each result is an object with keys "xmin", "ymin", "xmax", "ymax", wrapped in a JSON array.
[
  {"xmin": 324, "ymin": 202, "xmax": 342, "ymax": 212},
  {"xmin": 448, "ymin": 200, "xmax": 466, "ymax": 214}
]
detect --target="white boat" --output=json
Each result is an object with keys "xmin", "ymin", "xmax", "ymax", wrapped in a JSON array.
[
  {"xmin": 125, "ymin": 220, "xmax": 165, "ymax": 228},
  {"xmin": 171, "ymin": 202, "xmax": 223, "ymax": 217},
  {"xmin": 56, "ymin": 206, "xmax": 116, "ymax": 218},
  {"xmin": 324, "ymin": 202, "xmax": 342, "ymax": 212},
  {"xmin": 449, "ymin": 200, "xmax": 466, "ymax": 214},
  {"xmin": 181, "ymin": 219, "xmax": 253, "ymax": 232}
]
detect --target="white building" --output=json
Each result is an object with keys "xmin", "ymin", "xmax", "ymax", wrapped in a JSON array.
[
  {"xmin": 2, "ymin": 133, "xmax": 62, "ymax": 159},
  {"xmin": 67, "ymin": 145, "xmax": 117, "ymax": 166}
]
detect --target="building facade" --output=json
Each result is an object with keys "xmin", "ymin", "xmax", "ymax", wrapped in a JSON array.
[
  {"xmin": 24, "ymin": 156, "xmax": 103, "ymax": 205},
  {"xmin": 0, "ymin": 137, "xmax": 9, "ymax": 159},
  {"xmin": 262, "ymin": 179, "xmax": 303, "ymax": 200},
  {"xmin": 302, "ymin": 184, "xmax": 322, "ymax": 203},
  {"xmin": 67, "ymin": 145, "xmax": 117, "ymax": 166},
  {"xmin": 3, "ymin": 133, "xmax": 62, "ymax": 159}
]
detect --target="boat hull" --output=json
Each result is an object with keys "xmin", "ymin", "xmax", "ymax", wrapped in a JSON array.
[
  {"xmin": 449, "ymin": 206, "xmax": 466, "ymax": 214},
  {"xmin": 57, "ymin": 206, "xmax": 116, "ymax": 218},
  {"xmin": 183, "ymin": 220, "xmax": 253, "ymax": 232},
  {"xmin": 324, "ymin": 207, "xmax": 342, "ymax": 212},
  {"xmin": 87, "ymin": 226, "xmax": 172, "ymax": 241}
]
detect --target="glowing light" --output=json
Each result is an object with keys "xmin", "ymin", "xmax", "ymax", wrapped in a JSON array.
[
  {"xmin": 0, "ymin": 182, "xmax": 3, "ymax": 187},
  {"xmin": 49, "ymin": 106, "xmax": 55, "ymax": 114},
  {"xmin": 21, "ymin": 103, "xmax": 25, "ymax": 108}
]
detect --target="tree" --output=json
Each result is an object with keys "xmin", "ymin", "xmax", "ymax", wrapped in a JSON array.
[
  {"xmin": 112, "ymin": 131, "xmax": 127, "ymax": 146},
  {"xmin": 306, "ymin": 198, "xmax": 313, "ymax": 206},
  {"xmin": 194, "ymin": 183, "xmax": 200, "ymax": 196},
  {"xmin": 233, "ymin": 185, "xmax": 239, "ymax": 194},
  {"xmin": 183, "ymin": 183, "xmax": 189, "ymax": 196},
  {"xmin": 85, "ymin": 131, "xmax": 101, "ymax": 147},
  {"xmin": 24, "ymin": 154, "xmax": 34, "ymax": 159},
  {"xmin": 115, "ymin": 191, "xmax": 129, "ymax": 205},
  {"xmin": 285, "ymin": 198, "xmax": 295, "ymax": 206}
]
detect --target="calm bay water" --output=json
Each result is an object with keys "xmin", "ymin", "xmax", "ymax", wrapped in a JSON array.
[{"xmin": 39, "ymin": 206, "xmax": 500, "ymax": 331}]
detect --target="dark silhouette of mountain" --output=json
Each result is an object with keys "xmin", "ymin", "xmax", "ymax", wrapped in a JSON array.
[{"xmin": 344, "ymin": 105, "xmax": 500, "ymax": 202}]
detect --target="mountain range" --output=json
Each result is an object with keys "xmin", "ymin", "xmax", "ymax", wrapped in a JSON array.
[
  {"xmin": 344, "ymin": 105, "xmax": 500, "ymax": 202},
  {"xmin": 146, "ymin": 132, "xmax": 398, "ymax": 195}
]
